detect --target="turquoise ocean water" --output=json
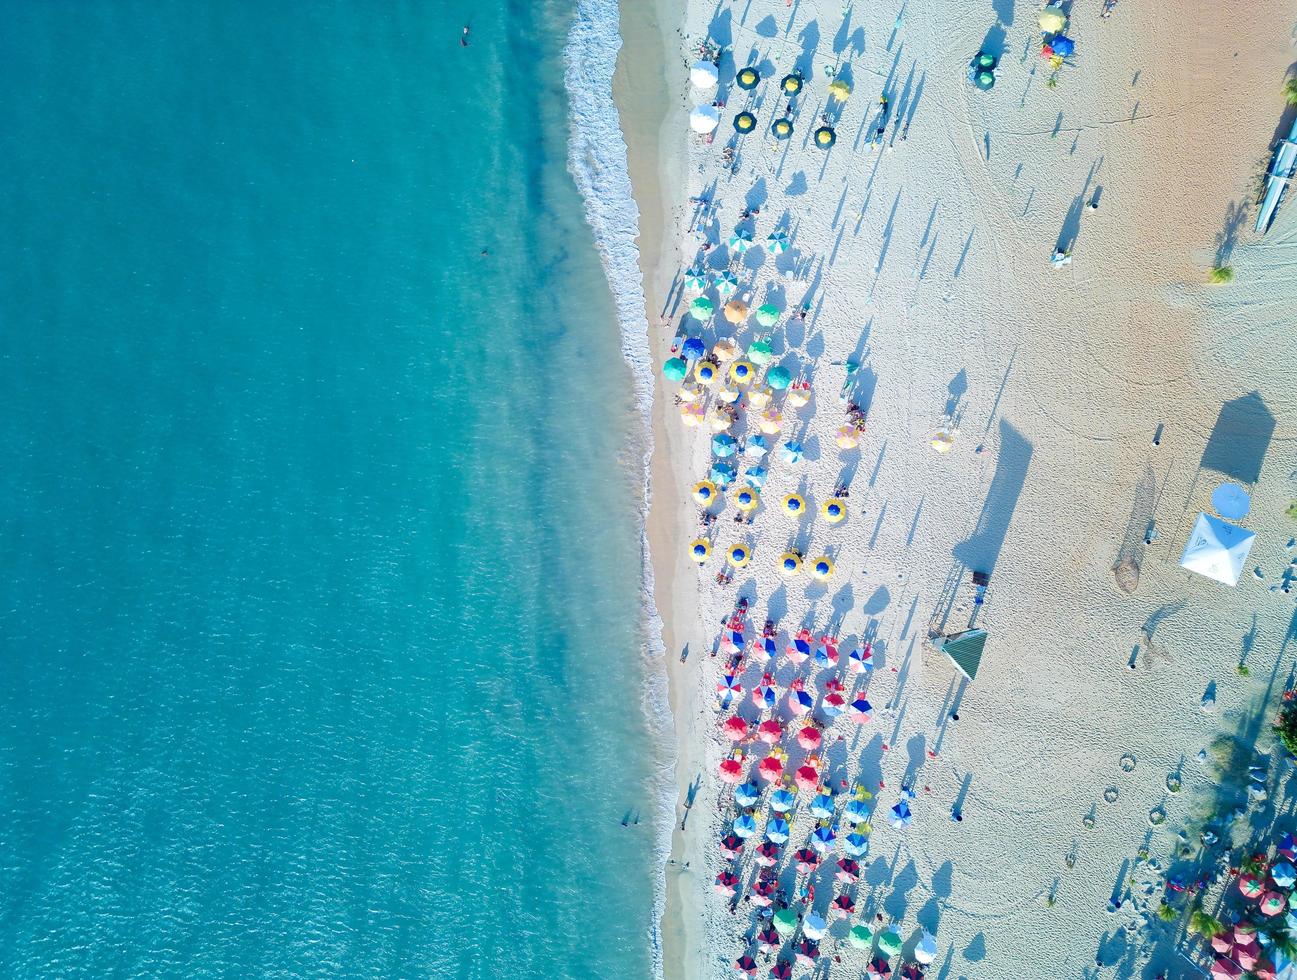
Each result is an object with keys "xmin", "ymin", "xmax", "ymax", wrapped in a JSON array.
[{"xmin": 0, "ymin": 2, "xmax": 663, "ymax": 976}]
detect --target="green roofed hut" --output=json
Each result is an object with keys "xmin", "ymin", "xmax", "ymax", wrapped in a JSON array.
[{"xmin": 936, "ymin": 628, "xmax": 987, "ymax": 681}]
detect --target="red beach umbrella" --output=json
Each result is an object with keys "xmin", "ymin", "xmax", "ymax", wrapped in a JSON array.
[
  {"xmin": 822, "ymin": 691, "xmax": 846, "ymax": 717},
  {"xmin": 758, "ymin": 755, "xmax": 784, "ymax": 782},
  {"xmin": 714, "ymin": 870, "xmax": 739, "ymax": 896},
  {"xmin": 755, "ymin": 841, "xmax": 780, "ymax": 866},
  {"xmin": 734, "ymin": 954, "xmax": 758, "ymax": 976},
  {"xmin": 771, "ymin": 963, "xmax": 793, "ymax": 980},
  {"xmin": 820, "ymin": 636, "xmax": 840, "ymax": 664},
  {"xmin": 720, "ymin": 757, "xmax": 745, "ymax": 784},
  {"xmin": 1239, "ymin": 873, "xmax": 1265, "ymax": 898},
  {"xmin": 797, "ymin": 726, "xmax": 822, "ymax": 750},
  {"xmin": 1210, "ymin": 934, "xmax": 1232, "ymax": 954},
  {"xmin": 836, "ymin": 857, "xmax": 860, "ymax": 882},
  {"xmin": 758, "ymin": 719, "xmax": 784, "ymax": 744},
  {"xmin": 1236, "ymin": 941, "xmax": 1262, "ymax": 969},
  {"xmin": 795, "ymin": 939, "xmax": 819, "ymax": 966},
  {"xmin": 720, "ymin": 833, "xmax": 744, "ymax": 858},
  {"xmin": 794, "ymin": 847, "xmax": 820, "ymax": 872},
  {"xmin": 795, "ymin": 765, "xmax": 820, "ymax": 793},
  {"xmin": 724, "ymin": 715, "xmax": 750, "ymax": 741},
  {"xmin": 752, "ymin": 878, "xmax": 776, "ymax": 906},
  {"xmin": 832, "ymin": 893, "xmax": 856, "ymax": 916},
  {"xmin": 758, "ymin": 925, "xmax": 781, "ymax": 950},
  {"xmin": 1211, "ymin": 957, "xmax": 1242, "ymax": 979}
]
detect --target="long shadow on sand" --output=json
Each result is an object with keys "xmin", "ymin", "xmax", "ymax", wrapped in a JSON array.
[
  {"xmin": 1199, "ymin": 391, "xmax": 1276, "ymax": 486},
  {"xmin": 951, "ymin": 420, "xmax": 1033, "ymax": 576}
]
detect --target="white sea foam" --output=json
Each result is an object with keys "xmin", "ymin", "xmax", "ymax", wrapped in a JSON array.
[{"xmin": 564, "ymin": 2, "xmax": 673, "ymax": 976}]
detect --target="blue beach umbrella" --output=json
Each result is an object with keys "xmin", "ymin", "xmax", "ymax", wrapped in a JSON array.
[
  {"xmin": 754, "ymin": 682, "xmax": 777, "ymax": 711},
  {"xmin": 779, "ymin": 442, "xmax": 804, "ymax": 464},
  {"xmin": 766, "ymin": 230, "xmax": 789, "ymax": 254},
  {"xmin": 821, "ymin": 695, "xmax": 845, "ymax": 719},
  {"xmin": 755, "ymin": 636, "xmax": 778, "ymax": 660},
  {"xmin": 684, "ymin": 265, "xmax": 708, "ymax": 291},
  {"xmin": 682, "ymin": 337, "xmax": 706, "ymax": 360},
  {"xmin": 810, "ymin": 825, "xmax": 836, "ymax": 853},
  {"xmin": 728, "ymin": 229, "xmax": 754, "ymax": 253},
  {"xmin": 744, "ymin": 466, "xmax": 768, "ymax": 489},
  {"xmin": 712, "ymin": 433, "xmax": 738, "ymax": 457},
  {"xmin": 733, "ymin": 813, "xmax": 759, "ymax": 838},
  {"xmin": 735, "ymin": 781, "xmax": 762, "ymax": 808},
  {"xmin": 766, "ymin": 365, "xmax": 792, "ymax": 390},
  {"xmin": 745, "ymin": 435, "xmax": 771, "ymax": 459},
  {"xmin": 843, "ymin": 799, "xmax": 871, "ymax": 824},
  {"xmin": 793, "ymin": 635, "xmax": 813, "ymax": 659},
  {"xmin": 809, "ymin": 793, "xmax": 835, "ymax": 820},
  {"xmin": 844, "ymin": 831, "xmax": 870, "ymax": 857},
  {"xmin": 769, "ymin": 788, "xmax": 796, "ymax": 813},
  {"xmin": 890, "ymin": 801, "xmax": 913, "ymax": 829},
  {"xmin": 789, "ymin": 688, "xmax": 814, "ymax": 714},
  {"xmin": 766, "ymin": 817, "xmax": 791, "ymax": 844},
  {"xmin": 710, "ymin": 461, "xmax": 737, "ymax": 486},
  {"xmin": 1273, "ymin": 861, "xmax": 1297, "ymax": 889}
]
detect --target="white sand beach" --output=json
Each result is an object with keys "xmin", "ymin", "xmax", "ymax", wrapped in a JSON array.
[{"xmin": 614, "ymin": 0, "xmax": 1297, "ymax": 975}]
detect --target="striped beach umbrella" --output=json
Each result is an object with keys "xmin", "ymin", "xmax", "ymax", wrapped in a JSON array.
[
  {"xmin": 684, "ymin": 265, "xmax": 707, "ymax": 291},
  {"xmin": 755, "ymin": 841, "xmax": 780, "ymax": 867},
  {"xmin": 714, "ymin": 269, "xmax": 739, "ymax": 297},
  {"xmin": 714, "ymin": 870, "xmax": 739, "ymax": 895},
  {"xmin": 794, "ymin": 847, "xmax": 820, "ymax": 872},
  {"xmin": 779, "ymin": 551, "xmax": 803, "ymax": 577},
  {"xmin": 766, "ymin": 230, "xmax": 789, "ymax": 253},
  {"xmin": 844, "ymin": 831, "xmax": 870, "ymax": 856},
  {"xmin": 809, "ymin": 791, "xmax": 834, "ymax": 819},
  {"xmin": 765, "ymin": 816, "xmax": 790, "ymax": 843},
  {"xmin": 688, "ymin": 538, "xmax": 711, "ymax": 563},
  {"xmin": 719, "ymin": 833, "xmax": 744, "ymax": 858},
  {"xmin": 728, "ymin": 229, "xmax": 754, "ymax": 253},
  {"xmin": 732, "ymin": 813, "xmax": 758, "ymax": 838},
  {"xmin": 850, "ymin": 695, "xmax": 874, "ymax": 723}
]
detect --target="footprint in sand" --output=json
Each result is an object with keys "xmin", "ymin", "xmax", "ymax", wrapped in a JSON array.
[
  {"xmin": 1103, "ymin": 786, "xmax": 1119, "ymax": 804},
  {"xmin": 1119, "ymin": 753, "xmax": 1136, "ymax": 773}
]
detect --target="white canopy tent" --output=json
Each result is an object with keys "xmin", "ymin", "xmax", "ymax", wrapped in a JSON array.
[
  {"xmin": 689, "ymin": 104, "xmax": 720, "ymax": 134},
  {"xmin": 1179, "ymin": 512, "xmax": 1256, "ymax": 586},
  {"xmin": 689, "ymin": 60, "xmax": 719, "ymax": 90}
]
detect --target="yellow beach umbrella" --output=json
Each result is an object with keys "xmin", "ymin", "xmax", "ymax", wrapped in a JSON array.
[
  {"xmin": 835, "ymin": 424, "xmax": 860, "ymax": 449},
  {"xmin": 782, "ymin": 493, "xmax": 807, "ymax": 518},
  {"xmin": 1038, "ymin": 7, "xmax": 1066, "ymax": 32},
  {"xmin": 692, "ymin": 480, "xmax": 718, "ymax": 505},
  {"xmin": 786, "ymin": 387, "xmax": 811, "ymax": 408},
  {"xmin": 688, "ymin": 538, "xmax": 712, "ymax": 563},
  {"xmin": 707, "ymin": 406, "xmax": 733, "ymax": 432},
  {"xmin": 694, "ymin": 361, "xmax": 718, "ymax": 386},
  {"xmin": 678, "ymin": 382, "xmax": 703, "ymax": 403},
  {"xmin": 779, "ymin": 551, "xmax": 803, "ymax": 577},
  {"xmin": 759, "ymin": 409, "xmax": 782, "ymax": 434},
  {"xmin": 930, "ymin": 429, "xmax": 954, "ymax": 454},
  {"xmin": 821, "ymin": 498, "xmax": 847, "ymax": 524},
  {"xmin": 828, "ymin": 78, "xmax": 852, "ymax": 101},
  {"xmin": 723, "ymin": 300, "xmax": 749, "ymax": 324},
  {"xmin": 712, "ymin": 339, "xmax": 739, "ymax": 362},
  {"xmin": 729, "ymin": 359, "xmax": 756, "ymax": 385},
  {"xmin": 717, "ymin": 385, "xmax": 741, "ymax": 404},
  {"xmin": 680, "ymin": 402, "xmax": 705, "ymax": 426},
  {"xmin": 727, "ymin": 543, "xmax": 752, "ymax": 567},
  {"xmin": 747, "ymin": 387, "xmax": 773, "ymax": 410},
  {"xmin": 811, "ymin": 556, "xmax": 835, "ymax": 580},
  {"xmin": 734, "ymin": 487, "xmax": 760, "ymax": 512}
]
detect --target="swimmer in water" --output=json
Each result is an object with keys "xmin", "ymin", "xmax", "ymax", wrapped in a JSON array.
[{"xmin": 461, "ymin": 25, "xmax": 470, "ymax": 47}]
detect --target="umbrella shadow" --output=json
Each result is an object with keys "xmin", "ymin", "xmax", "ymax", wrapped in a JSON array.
[{"xmin": 1199, "ymin": 391, "xmax": 1276, "ymax": 486}]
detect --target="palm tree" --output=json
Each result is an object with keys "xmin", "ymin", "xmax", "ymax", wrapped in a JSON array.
[
  {"xmin": 1285, "ymin": 76, "xmax": 1297, "ymax": 107},
  {"xmin": 1209, "ymin": 265, "xmax": 1234, "ymax": 285},
  {"xmin": 1189, "ymin": 908, "xmax": 1225, "ymax": 939},
  {"xmin": 1157, "ymin": 902, "xmax": 1179, "ymax": 922}
]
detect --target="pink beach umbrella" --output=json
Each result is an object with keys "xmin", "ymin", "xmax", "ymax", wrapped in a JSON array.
[
  {"xmin": 794, "ymin": 847, "xmax": 820, "ymax": 872},
  {"xmin": 832, "ymin": 893, "xmax": 856, "ymax": 917},
  {"xmin": 1210, "ymin": 934, "xmax": 1233, "ymax": 954},
  {"xmin": 797, "ymin": 726, "xmax": 822, "ymax": 750},
  {"xmin": 758, "ymin": 755, "xmax": 784, "ymax": 783},
  {"xmin": 1236, "ymin": 940, "xmax": 1262, "ymax": 969},
  {"xmin": 850, "ymin": 695, "xmax": 874, "ymax": 723},
  {"xmin": 723, "ymin": 715, "xmax": 750, "ymax": 741},
  {"xmin": 717, "ymin": 675, "xmax": 743, "ymax": 699},
  {"xmin": 1261, "ymin": 891, "xmax": 1288, "ymax": 916},
  {"xmin": 758, "ymin": 719, "xmax": 784, "ymax": 744},
  {"xmin": 1234, "ymin": 922, "xmax": 1258, "ymax": 944},
  {"xmin": 1211, "ymin": 958, "xmax": 1242, "ymax": 980},
  {"xmin": 821, "ymin": 692, "xmax": 846, "ymax": 718},
  {"xmin": 755, "ymin": 841, "xmax": 780, "ymax": 867},
  {"xmin": 720, "ymin": 833, "xmax": 744, "ymax": 858},
  {"xmin": 734, "ymin": 954, "xmax": 758, "ymax": 976},
  {"xmin": 752, "ymin": 878, "xmax": 776, "ymax": 906},
  {"xmin": 787, "ymin": 628, "xmax": 814, "ymax": 664},
  {"xmin": 752, "ymin": 675, "xmax": 777, "ymax": 710},
  {"xmin": 714, "ymin": 870, "xmax": 739, "ymax": 896},
  {"xmin": 819, "ymin": 635, "xmax": 840, "ymax": 664},
  {"xmin": 795, "ymin": 765, "xmax": 820, "ymax": 793},
  {"xmin": 849, "ymin": 642, "xmax": 873, "ymax": 673},
  {"xmin": 836, "ymin": 857, "xmax": 860, "ymax": 883},
  {"xmin": 795, "ymin": 940, "xmax": 819, "ymax": 967},
  {"xmin": 720, "ymin": 629, "xmax": 745, "ymax": 656},
  {"xmin": 1239, "ymin": 874, "xmax": 1265, "ymax": 899},
  {"xmin": 719, "ymin": 757, "xmax": 744, "ymax": 784}
]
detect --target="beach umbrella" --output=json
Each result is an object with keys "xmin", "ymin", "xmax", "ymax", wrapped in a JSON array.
[
  {"xmin": 770, "ymin": 118, "xmax": 793, "ymax": 140},
  {"xmin": 681, "ymin": 400, "xmax": 701, "ymax": 427},
  {"xmin": 690, "ymin": 295, "xmax": 714, "ymax": 320},
  {"xmin": 890, "ymin": 801, "xmax": 913, "ymax": 829},
  {"xmin": 729, "ymin": 358, "xmax": 756, "ymax": 384},
  {"xmin": 848, "ymin": 923, "xmax": 874, "ymax": 949},
  {"xmin": 915, "ymin": 932, "xmax": 938, "ymax": 965},
  {"xmin": 1240, "ymin": 873, "xmax": 1265, "ymax": 898},
  {"xmin": 736, "ymin": 66, "xmax": 761, "ymax": 90},
  {"xmin": 663, "ymin": 357, "xmax": 687, "ymax": 381},
  {"xmin": 720, "ymin": 832, "xmax": 745, "ymax": 858},
  {"xmin": 767, "ymin": 365, "xmax": 792, "ymax": 390},
  {"xmin": 714, "ymin": 870, "xmax": 739, "ymax": 896},
  {"xmin": 797, "ymin": 726, "xmax": 823, "ymax": 751},
  {"xmin": 802, "ymin": 913, "xmax": 827, "ymax": 941},
  {"xmin": 1273, "ymin": 861, "xmax": 1297, "ymax": 888},
  {"xmin": 767, "ymin": 230, "xmax": 789, "ymax": 254},
  {"xmin": 795, "ymin": 942, "xmax": 819, "ymax": 968},
  {"xmin": 712, "ymin": 338, "xmax": 738, "ymax": 362},
  {"xmin": 789, "ymin": 689, "xmax": 814, "ymax": 716},
  {"xmin": 930, "ymin": 429, "xmax": 954, "ymax": 453},
  {"xmin": 754, "ymin": 303, "xmax": 780, "ymax": 328},
  {"xmin": 682, "ymin": 337, "xmax": 706, "ymax": 360},
  {"xmin": 684, "ymin": 265, "xmax": 708, "ymax": 291},
  {"xmin": 821, "ymin": 498, "xmax": 847, "ymax": 524},
  {"xmin": 1210, "ymin": 957, "xmax": 1241, "ymax": 979},
  {"xmin": 691, "ymin": 480, "xmax": 717, "ymax": 505},
  {"xmin": 1236, "ymin": 942, "xmax": 1261, "ymax": 970},
  {"xmin": 786, "ymin": 385, "xmax": 811, "ymax": 408},
  {"xmin": 844, "ymin": 831, "xmax": 870, "ymax": 856},
  {"xmin": 849, "ymin": 695, "xmax": 874, "ymax": 724},
  {"xmin": 690, "ymin": 104, "xmax": 720, "ymax": 134},
  {"xmin": 718, "ymin": 385, "xmax": 740, "ymax": 403},
  {"xmin": 849, "ymin": 644, "xmax": 873, "ymax": 673},
  {"xmin": 759, "ymin": 409, "xmax": 782, "ymax": 434},
  {"xmin": 677, "ymin": 382, "xmax": 703, "ymax": 404},
  {"xmin": 735, "ymin": 780, "xmax": 761, "ymax": 807},
  {"xmin": 828, "ymin": 78, "xmax": 853, "ymax": 101},
  {"xmin": 747, "ymin": 337, "xmax": 774, "ymax": 365},
  {"xmin": 973, "ymin": 68, "xmax": 995, "ymax": 91},
  {"xmin": 745, "ymin": 434, "xmax": 771, "ymax": 459},
  {"xmin": 733, "ymin": 110, "xmax": 757, "ymax": 134},
  {"xmin": 727, "ymin": 543, "xmax": 751, "ymax": 568},
  {"xmin": 773, "ymin": 907, "xmax": 799, "ymax": 936},
  {"xmin": 752, "ymin": 676, "xmax": 776, "ymax": 710},
  {"xmin": 724, "ymin": 299, "xmax": 750, "ymax": 324},
  {"xmin": 877, "ymin": 929, "xmax": 903, "ymax": 959},
  {"xmin": 1215, "ymin": 482, "xmax": 1252, "ymax": 520},
  {"xmin": 719, "ymin": 756, "xmax": 744, "ymax": 783},
  {"xmin": 779, "ymin": 441, "xmax": 804, "ymax": 464},
  {"xmin": 781, "ymin": 494, "xmax": 806, "ymax": 519},
  {"xmin": 724, "ymin": 715, "xmax": 750, "ymax": 741},
  {"xmin": 756, "ymin": 841, "xmax": 780, "ymax": 867},
  {"xmin": 1279, "ymin": 832, "xmax": 1297, "ymax": 859},
  {"xmin": 1038, "ymin": 7, "xmax": 1066, "ymax": 32},
  {"xmin": 779, "ymin": 552, "xmax": 803, "ymax": 577},
  {"xmin": 1263, "ymin": 891, "xmax": 1288, "ymax": 916},
  {"xmin": 688, "ymin": 538, "xmax": 712, "ymax": 564},
  {"xmin": 766, "ymin": 816, "xmax": 791, "ymax": 844},
  {"xmin": 747, "ymin": 387, "xmax": 773, "ymax": 411},
  {"xmin": 694, "ymin": 361, "xmax": 718, "ymax": 386},
  {"xmin": 811, "ymin": 556, "xmax": 835, "ymax": 580},
  {"xmin": 1051, "ymin": 35, "xmax": 1076, "ymax": 57},
  {"xmin": 769, "ymin": 787, "xmax": 796, "ymax": 812},
  {"xmin": 867, "ymin": 958, "xmax": 893, "ymax": 980},
  {"xmin": 708, "ymin": 406, "xmax": 733, "ymax": 432},
  {"xmin": 733, "ymin": 813, "xmax": 758, "ymax": 838},
  {"xmin": 716, "ymin": 674, "xmax": 742, "ymax": 703},
  {"xmin": 758, "ymin": 755, "xmax": 784, "ymax": 782},
  {"xmin": 832, "ymin": 893, "xmax": 856, "ymax": 916},
  {"xmin": 690, "ymin": 60, "xmax": 719, "ymax": 90},
  {"xmin": 808, "ymin": 790, "xmax": 834, "ymax": 818},
  {"xmin": 770, "ymin": 962, "xmax": 792, "ymax": 980},
  {"xmin": 795, "ymin": 765, "xmax": 820, "ymax": 792},
  {"xmin": 1234, "ymin": 922, "xmax": 1258, "ymax": 945},
  {"xmin": 836, "ymin": 857, "xmax": 861, "ymax": 882},
  {"xmin": 714, "ymin": 269, "xmax": 740, "ymax": 297},
  {"xmin": 744, "ymin": 466, "xmax": 768, "ymax": 489},
  {"xmin": 780, "ymin": 73, "xmax": 804, "ymax": 95},
  {"xmin": 734, "ymin": 486, "xmax": 760, "ymax": 512},
  {"xmin": 810, "ymin": 825, "xmax": 836, "ymax": 853},
  {"xmin": 751, "ymin": 877, "xmax": 777, "ymax": 907},
  {"xmin": 822, "ymin": 692, "xmax": 846, "ymax": 718},
  {"xmin": 713, "ymin": 433, "xmax": 738, "ymax": 457},
  {"xmin": 794, "ymin": 846, "xmax": 820, "ymax": 872},
  {"xmin": 734, "ymin": 953, "xmax": 758, "ymax": 976},
  {"xmin": 835, "ymin": 425, "xmax": 860, "ymax": 449},
  {"xmin": 813, "ymin": 126, "xmax": 837, "ymax": 149},
  {"xmin": 710, "ymin": 461, "xmax": 737, "ymax": 486},
  {"xmin": 1286, "ymin": 908, "xmax": 1297, "ymax": 934},
  {"xmin": 728, "ymin": 229, "xmax": 754, "ymax": 253},
  {"xmin": 758, "ymin": 924, "xmax": 781, "ymax": 950},
  {"xmin": 787, "ymin": 639, "xmax": 811, "ymax": 666}
]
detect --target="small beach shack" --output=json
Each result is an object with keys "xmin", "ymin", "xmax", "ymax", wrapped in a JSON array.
[
  {"xmin": 1179, "ymin": 512, "xmax": 1256, "ymax": 587},
  {"xmin": 936, "ymin": 629, "xmax": 987, "ymax": 681}
]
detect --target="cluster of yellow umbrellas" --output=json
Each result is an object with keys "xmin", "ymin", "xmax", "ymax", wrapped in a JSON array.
[
  {"xmin": 687, "ymin": 539, "xmax": 833, "ymax": 577},
  {"xmin": 686, "ymin": 538, "xmax": 752, "ymax": 567},
  {"xmin": 778, "ymin": 551, "xmax": 835, "ymax": 579},
  {"xmin": 779, "ymin": 493, "xmax": 848, "ymax": 524}
]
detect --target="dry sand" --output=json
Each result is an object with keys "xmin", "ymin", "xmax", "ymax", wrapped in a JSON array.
[{"xmin": 615, "ymin": 0, "xmax": 1297, "ymax": 975}]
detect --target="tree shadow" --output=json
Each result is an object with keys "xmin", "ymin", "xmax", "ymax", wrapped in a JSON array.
[
  {"xmin": 1199, "ymin": 392, "xmax": 1276, "ymax": 486},
  {"xmin": 1213, "ymin": 199, "xmax": 1250, "ymax": 266}
]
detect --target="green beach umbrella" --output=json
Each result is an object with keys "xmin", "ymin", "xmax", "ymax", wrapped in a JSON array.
[
  {"xmin": 728, "ymin": 229, "xmax": 754, "ymax": 253},
  {"xmin": 773, "ymin": 907, "xmax": 799, "ymax": 936},
  {"xmin": 755, "ymin": 303, "xmax": 780, "ymax": 328},
  {"xmin": 767, "ymin": 365, "xmax": 791, "ymax": 390},
  {"xmin": 715, "ymin": 270, "xmax": 739, "ymax": 297},
  {"xmin": 689, "ymin": 295, "xmax": 714, "ymax": 320},
  {"xmin": 766, "ymin": 230, "xmax": 789, "ymax": 254},
  {"xmin": 814, "ymin": 126, "xmax": 837, "ymax": 148},
  {"xmin": 780, "ymin": 73, "xmax": 804, "ymax": 96},
  {"xmin": 733, "ymin": 110, "xmax": 757, "ymax": 134},
  {"xmin": 974, "ymin": 69, "xmax": 996, "ymax": 91},
  {"xmin": 748, "ymin": 337, "xmax": 774, "ymax": 365},
  {"xmin": 848, "ymin": 924, "xmax": 874, "ymax": 949},
  {"xmin": 877, "ymin": 929, "xmax": 902, "ymax": 959},
  {"xmin": 663, "ymin": 357, "xmax": 687, "ymax": 382},
  {"xmin": 684, "ymin": 265, "xmax": 707, "ymax": 291},
  {"xmin": 771, "ymin": 118, "xmax": 793, "ymax": 141},
  {"xmin": 977, "ymin": 52, "xmax": 997, "ymax": 69},
  {"xmin": 736, "ymin": 66, "xmax": 761, "ymax": 90}
]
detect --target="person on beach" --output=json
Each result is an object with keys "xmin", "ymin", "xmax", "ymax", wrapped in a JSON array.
[{"xmin": 461, "ymin": 25, "xmax": 470, "ymax": 46}]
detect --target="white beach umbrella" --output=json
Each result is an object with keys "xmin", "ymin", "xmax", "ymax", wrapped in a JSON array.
[
  {"xmin": 689, "ymin": 104, "xmax": 720, "ymax": 134},
  {"xmin": 690, "ymin": 60, "xmax": 719, "ymax": 90},
  {"xmin": 802, "ymin": 912, "xmax": 827, "ymax": 941},
  {"xmin": 1179, "ymin": 512, "xmax": 1255, "ymax": 587},
  {"xmin": 915, "ymin": 931, "xmax": 938, "ymax": 965}
]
